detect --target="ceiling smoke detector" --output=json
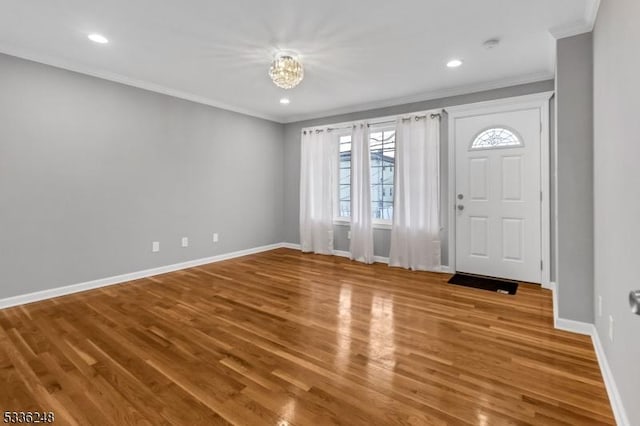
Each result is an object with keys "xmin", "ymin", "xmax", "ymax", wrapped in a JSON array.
[{"xmin": 483, "ymin": 38, "xmax": 501, "ymax": 50}]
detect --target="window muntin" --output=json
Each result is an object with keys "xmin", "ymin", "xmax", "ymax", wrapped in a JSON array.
[
  {"xmin": 471, "ymin": 127, "xmax": 522, "ymax": 150},
  {"xmin": 338, "ymin": 135, "xmax": 352, "ymax": 218}
]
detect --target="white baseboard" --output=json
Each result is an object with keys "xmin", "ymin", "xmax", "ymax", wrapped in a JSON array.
[
  {"xmin": 280, "ymin": 242, "xmax": 301, "ymax": 250},
  {"xmin": 0, "ymin": 242, "xmax": 285, "ymax": 310},
  {"xmin": 592, "ymin": 329, "xmax": 631, "ymax": 426},
  {"xmin": 374, "ymin": 256, "xmax": 390, "ymax": 264},
  {"xmin": 542, "ymin": 280, "xmax": 556, "ymax": 291},
  {"xmin": 2, "ymin": 242, "xmax": 399, "ymax": 310},
  {"xmin": 554, "ymin": 317, "xmax": 595, "ymax": 336},
  {"xmin": 332, "ymin": 249, "xmax": 453, "ymax": 271},
  {"xmin": 549, "ymin": 281, "xmax": 629, "ymax": 426},
  {"xmin": 332, "ymin": 249, "xmax": 390, "ymax": 264},
  {"xmin": 2, "ymin": 243, "xmax": 628, "ymax": 424},
  {"xmin": 282, "ymin": 243, "xmax": 456, "ymax": 271},
  {"xmin": 332, "ymin": 249, "xmax": 351, "ymax": 259}
]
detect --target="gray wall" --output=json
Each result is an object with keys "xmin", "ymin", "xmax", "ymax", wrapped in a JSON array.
[
  {"xmin": 0, "ymin": 53, "xmax": 284, "ymax": 299},
  {"xmin": 555, "ymin": 33, "xmax": 594, "ymax": 323},
  {"xmin": 593, "ymin": 0, "xmax": 640, "ymax": 423},
  {"xmin": 283, "ymin": 80, "xmax": 555, "ymax": 266}
]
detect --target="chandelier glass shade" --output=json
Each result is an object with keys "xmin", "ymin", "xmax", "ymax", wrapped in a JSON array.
[{"xmin": 269, "ymin": 55, "xmax": 304, "ymax": 89}]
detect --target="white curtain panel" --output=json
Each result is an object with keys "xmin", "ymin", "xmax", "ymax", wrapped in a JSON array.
[
  {"xmin": 349, "ymin": 122, "xmax": 374, "ymax": 263},
  {"xmin": 299, "ymin": 129, "xmax": 338, "ymax": 255},
  {"xmin": 389, "ymin": 114, "xmax": 441, "ymax": 271}
]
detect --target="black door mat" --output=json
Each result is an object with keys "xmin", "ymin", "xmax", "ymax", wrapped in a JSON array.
[{"xmin": 448, "ymin": 273, "xmax": 518, "ymax": 295}]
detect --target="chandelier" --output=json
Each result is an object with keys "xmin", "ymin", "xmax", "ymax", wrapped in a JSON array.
[{"xmin": 269, "ymin": 55, "xmax": 304, "ymax": 89}]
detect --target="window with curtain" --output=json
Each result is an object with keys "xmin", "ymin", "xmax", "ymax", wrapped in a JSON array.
[
  {"xmin": 335, "ymin": 126, "xmax": 396, "ymax": 223},
  {"xmin": 338, "ymin": 135, "xmax": 352, "ymax": 218}
]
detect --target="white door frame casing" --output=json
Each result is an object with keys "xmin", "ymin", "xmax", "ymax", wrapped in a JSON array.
[{"xmin": 446, "ymin": 92, "xmax": 554, "ymax": 286}]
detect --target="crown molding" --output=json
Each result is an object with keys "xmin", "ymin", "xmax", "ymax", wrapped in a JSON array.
[
  {"xmin": 1, "ymin": 2, "xmax": 600, "ymax": 125},
  {"xmin": 0, "ymin": 44, "xmax": 282, "ymax": 123},
  {"xmin": 1, "ymin": 44, "xmax": 553, "ymax": 126},
  {"xmin": 585, "ymin": 0, "xmax": 602, "ymax": 28},
  {"xmin": 282, "ymin": 71, "xmax": 554, "ymax": 124},
  {"xmin": 549, "ymin": 20, "xmax": 593, "ymax": 39},
  {"xmin": 549, "ymin": 0, "xmax": 600, "ymax": 39}
]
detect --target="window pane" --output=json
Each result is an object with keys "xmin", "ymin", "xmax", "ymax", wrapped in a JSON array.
[
  {"xmin": 340, "ymin": 142, "xmax": 352, "ymax": 153},
  {"xmin": 338, "ymin": 134, "xmax": 352, "ymax": 218},
  {"xmin": 372, "ymin": 203, "xmax": 381, "ymax": 219},
  {"xmin": 371, "ymin": 166, "xmax": 383, "ymax": 182},
  {"xmin": 340, "ymin": 150, "xmax": 351, "ymax": 168},
  {"xmin": 369, "ymin": 127, "xmax": 395, "ymax": 221},
  {"xmin": 382, "ymin": 184, "xmax": 394, "ymax": 202},
  {"xmin": 370, "ymin": 133, "xmax": 383, "ymax": 156},
  {"xmin": 339, "ymin": 168, "xmax": 350, "ymax": 185},
  {"xmin": 382, "ymin": 166, "xmax": 394, "ymax": 184},
  {"xmin": 471, "ymin": 128, "xmax": 521, "ymax": 150},
  {"xmin": 340, "ymin": 201, "xmax": 351, "ymax": 217},
  {"xmin": 371, "ymin": 202, "xmax": 393, "ymax": 221},
  {"xmin": 381, "ymin": 202, "xmax": 394, "ymax": 221},
  {"xmin": 371, "ymin": 184, "xmax": 383, "ymax": 203},
  {"xmin": 371, "ymin": 202, "xmax": 393, "ymax": 220},
  {"xmin": 339, "ymin": 185, "xmax": 351, "ymax": 201}
]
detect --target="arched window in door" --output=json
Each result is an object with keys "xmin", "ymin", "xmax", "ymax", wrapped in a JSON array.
[{"xmin": 471, "ymin": 128, "xmax": 522, "ymax": 150}]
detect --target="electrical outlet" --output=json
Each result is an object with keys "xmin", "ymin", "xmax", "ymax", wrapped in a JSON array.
[
  {"xmin": 598, "ymin": 295, "xmax": 602, "ymax": 317},
  {"xmin": 181, "ymin": 237, "xmax": 189, "ymax": 248},
  {"xmin": 152, "ymin": 241, "xmax": 160, "ymax": 253},
  {"xmin": 347, "ymin": 231, "xmax": 351, "ymax": 240},
  {"xmin": 213, "ymin": 233, "xmax": 219, "ymax": 243},
  {"xmin": 608, "ymin": 315, "xmax": 614, "ymax": 342}
]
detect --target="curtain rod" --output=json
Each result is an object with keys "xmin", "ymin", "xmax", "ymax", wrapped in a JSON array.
[
  {"xmin": 367, "ymin": 112, "xmax": 444, "ymax": 128},
  {"xmin": 303, "ymin": 110, "xmax": 445, "ymax": 134}
]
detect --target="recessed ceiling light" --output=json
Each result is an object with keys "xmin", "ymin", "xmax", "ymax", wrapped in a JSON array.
[
  {"xmin": 280, "ymin": 98, "xmax": 291, "ymax": 105},
  {"xmin": 88, "ymin": 34, "xmax": 109, "ymax": 44},
  {"xmin": 447, "ymin": 59, "xmax": 463, "ymax": 68}
]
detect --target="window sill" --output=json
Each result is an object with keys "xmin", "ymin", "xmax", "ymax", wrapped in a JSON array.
[
  {"xmin": 333, "ymin": 220, "xmax": 392, "ymax": 230},
  {"xmin": 373, "ymin": 222, "xmax": 392, "ymax": 230},
  {"xmin": 334, "ymin": 219, "xmax": 351, "ymax": 227}
]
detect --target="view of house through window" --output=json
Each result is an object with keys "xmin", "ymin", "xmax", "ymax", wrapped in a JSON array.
[
  {"xmin": 369, "ymin": 127, "xmax": 395, "ymax": 221},
  {"xmin": 336, "ymin": 127, "xmax": 396, "ymax": 222}
]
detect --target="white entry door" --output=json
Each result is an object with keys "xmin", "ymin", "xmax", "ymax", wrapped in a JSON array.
[{"xmin": 454, "ymin": 106, "xmax": 542, "ymax": 283}]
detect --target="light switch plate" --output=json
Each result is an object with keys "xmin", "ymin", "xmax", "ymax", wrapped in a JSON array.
[
  {"xmin": 608, "ymin": 315, "xmax": 614, "ymax": 342},
  {"xmin": 181, "ymin": 237, "xmax": 189, "ymax": 248},
  {"xmin": 598, "ymin": 295, "xmax": 602, "ymax": 317},
  {"xmin": 152, "ymin": 241, "xmax": 160, "ymax": 253}
]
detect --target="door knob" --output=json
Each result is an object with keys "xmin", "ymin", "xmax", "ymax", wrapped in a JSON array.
[
  {"xmin": 457, "ymin": 205, "xmax": 464, "ymax": 211},
  {"xmin": 457, "ymin": 194, "xmax": 464, "ymax": 200}
]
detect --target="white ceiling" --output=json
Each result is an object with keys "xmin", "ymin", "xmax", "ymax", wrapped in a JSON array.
[{"xmin": 0, "ymin": 0, "xmax": 598, "ymax": 123}]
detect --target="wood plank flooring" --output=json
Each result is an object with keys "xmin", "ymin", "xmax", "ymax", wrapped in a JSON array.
[{"xmin": 0, "ymin": 249, "xmax": 614, "ymax": 425}]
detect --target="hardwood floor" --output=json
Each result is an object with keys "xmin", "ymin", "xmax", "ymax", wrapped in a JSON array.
[{"xmin": 0, "ymin": 249, "xmax": 614, "ymax": 425}]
